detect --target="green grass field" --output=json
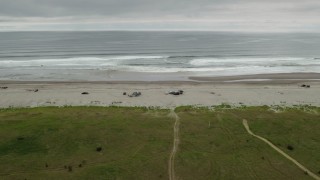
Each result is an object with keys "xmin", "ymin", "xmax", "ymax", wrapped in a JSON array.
[
  {"xmin": 0, "ymin": 107, "xmax": 173, "ymax": 180},
  {"xmin": 175, "ymin": 106, "xmax": 320, "ymax": 180},
  {"xmin": 0, "ymin": 106, "xmax": 319, "ymax": 179}
]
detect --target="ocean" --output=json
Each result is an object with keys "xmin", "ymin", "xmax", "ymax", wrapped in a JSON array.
[{"xmin": 0, "ymin": 31, "xmax": 320, "ymax": 81}]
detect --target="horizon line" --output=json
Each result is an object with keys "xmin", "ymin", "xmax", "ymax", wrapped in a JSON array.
[{"xmin": 0, "ymin": 29, "xmax": 319, "ymax": 34}]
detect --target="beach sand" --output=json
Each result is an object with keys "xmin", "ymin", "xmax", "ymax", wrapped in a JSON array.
[{"xmin": 0, "ymin": 73, "xmax": 319, "ymax": 108}]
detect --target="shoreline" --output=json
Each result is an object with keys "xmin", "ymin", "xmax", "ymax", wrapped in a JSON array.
[
  {"xmin": 0, "ymin": 72, "xmax": 319, "ymax": 85},
  {"xmin": 0, "ymin": 73, "xmax": 319, "ymax": 108},
  {"xmin": 189, "ymin": 72, "xmax": 320, "ymax": 83}
]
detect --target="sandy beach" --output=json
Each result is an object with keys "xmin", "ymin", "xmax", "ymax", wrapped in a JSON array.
[{"xmin": 0, "ymin": 73, "xmax": 319, "ymax": 108}]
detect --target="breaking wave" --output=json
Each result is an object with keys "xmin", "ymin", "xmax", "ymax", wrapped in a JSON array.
[{"xmin": 0, "ymin": 56, "xmax": 319, "ymax": 75}]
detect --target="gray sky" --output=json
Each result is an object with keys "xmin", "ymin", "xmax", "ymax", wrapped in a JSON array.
[{"xmin": 0, "ymin": 0, "xmax": 319, "ymax": 32}]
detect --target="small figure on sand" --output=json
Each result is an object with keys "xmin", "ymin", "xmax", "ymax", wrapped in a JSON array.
[
  {"xmin": 167, "ymin": 90, "xmax": 184, "ymax": 95},
  {"xmin": 128, "ymin": 92, "xmax": 141, "ymax": 97}
]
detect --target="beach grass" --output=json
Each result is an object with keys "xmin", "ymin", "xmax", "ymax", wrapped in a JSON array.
[
  {"xmin": 0, "ymin": 107, "xmax": 173, "ymax": 180},
  {"xmin": 0, "ymin": 106, "xmax": 319, "ymax": 179},
  {"xmin": 175, "ymin": 106, "xmax": 320, "ymax": 179}
]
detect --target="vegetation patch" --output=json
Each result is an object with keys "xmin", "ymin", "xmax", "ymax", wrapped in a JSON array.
[{"xmin": 0, "ymin": 106, "xmax": 319, "ymax": 179}]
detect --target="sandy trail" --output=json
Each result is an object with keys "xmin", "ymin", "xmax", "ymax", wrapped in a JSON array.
[
  {"xmin": 168, "ymin": 109, "xmax": 180, "ymax": 180},
  {"xmin": 242, "ymin": 119, "xmax": 320, "ymax": 180}
]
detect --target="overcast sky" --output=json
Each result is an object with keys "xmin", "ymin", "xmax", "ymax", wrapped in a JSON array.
[{"xmin": 0, "ymin": 0, "xmax": 319, "ymax": 32}]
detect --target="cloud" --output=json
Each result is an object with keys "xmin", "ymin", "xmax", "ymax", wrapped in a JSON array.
[{"xmin": 0, "ymin": 0, "xmax": 319, "ymax": 32}]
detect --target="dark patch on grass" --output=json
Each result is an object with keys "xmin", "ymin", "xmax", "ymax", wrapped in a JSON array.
[
  {"xmin": 0, "ymin": 136, "xmax": 47, "ymax": 155},
  {"xmin": 68, "ymin": 166, "xmax": 72, "ymax": 172},
  {"xmin": 287, "ymin": 145, "xmax": 294, "ymax": 151},
  {"xmin": 96, "ymin": 147, "xmax": 102, "ymax": 152}
]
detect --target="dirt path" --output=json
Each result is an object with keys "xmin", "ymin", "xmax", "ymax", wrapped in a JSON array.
[
  {"xmin": 242, "ymin": 119, "xmax": 320, "ymax": 180},
  {"xmin": 168, "ymin": 109, "xmax": 180, "ymax": 180}
]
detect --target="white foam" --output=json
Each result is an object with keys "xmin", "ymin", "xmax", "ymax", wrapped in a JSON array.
[
  {"xmin": 0, "ymin": 56, "xmax": 167, "ymax": 67},
  {"xmin": 1, "ymin": 56, "xmax": 319, "ymax": 76},
  {"xmin": 189, "ymin": 57, "xmax": 318, "ymax": 67},
  {"xmin": 109, "ymin": 56, "xmax": 166, "ymax": 60},
  {"xmin": 116, "ymin": 66, "xmax": 252, "ymax": 73}
]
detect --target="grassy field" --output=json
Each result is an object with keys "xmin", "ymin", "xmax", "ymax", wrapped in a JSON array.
[
  {"xmin": 246, "ymin": 107, "xmax": 320, "ymax": 177},
  {"xmin": 0, "ymin": 107, "xmax": 173, "ymax": 180},
  {"xmin": 175, "ymin": 106, "xmax": 320, "ymax": 180},
  {"xmin": 0, "ymin": 106, "xmax": 319, "ymax": 179}
]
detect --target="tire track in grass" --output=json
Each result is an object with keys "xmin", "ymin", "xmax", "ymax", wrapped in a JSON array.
[
  {"xmin": 242, "ymin": 119, "xmax": 320, "ymax": 180},
  {"xmin": 168, "ymin": 109, "xmax": 180, "ymax": 180},
  {"xmin": 218, "ymin": 114, "xmax": 258, "ymax": 179}
]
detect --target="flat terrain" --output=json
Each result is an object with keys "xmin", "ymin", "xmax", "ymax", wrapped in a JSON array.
[
  {"xmin": 175, "ymin": 106, "xmax": 320, "ymax": 179},
  {"xmin": 0, "ymin": 81, "xmax": 320, "ymax": 108},
  {"xmin": 0, "ymin": 106, "xmax": 319, "ymax": 179},
  {"xmin": 0, "ymin": 107, "xmax": 173, "ymax": 180}
]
